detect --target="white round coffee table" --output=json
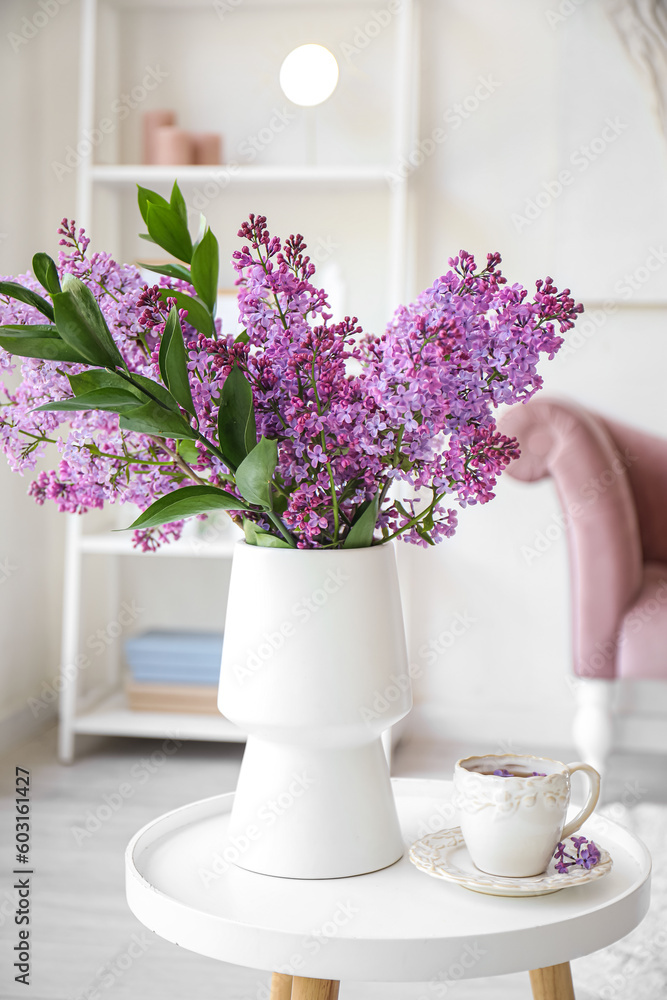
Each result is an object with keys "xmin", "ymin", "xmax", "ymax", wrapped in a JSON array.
[{"xmin": 125, "ymin": 777, "xmax": 651, "ymax": 1000}]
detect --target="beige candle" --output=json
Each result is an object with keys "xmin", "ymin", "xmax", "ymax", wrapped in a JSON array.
[
  {"xmin": 153, "ymin": 126, "xmax": 194, "ymax": 165},
  {"xmin": 142, "ymin": 110, "xmax": 176, "ymax": 164},
  {"xmin": 191, "ymin": 132, "xmax": 222, "ymax": 165}
]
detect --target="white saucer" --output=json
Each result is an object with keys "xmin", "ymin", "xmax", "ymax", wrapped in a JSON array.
[{"xmin": 409, "ymin": 827, "xmax": 613, "ymax": 897}]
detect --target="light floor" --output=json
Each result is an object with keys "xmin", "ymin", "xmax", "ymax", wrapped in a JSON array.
[{"xmin": 0, "ymin": 725, "xmax": 664, "ymax": 1000}]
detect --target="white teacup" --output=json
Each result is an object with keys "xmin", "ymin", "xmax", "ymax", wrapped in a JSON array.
[{"xmin": 453, "ymin": 753, "xmax": 601, "ymax": 877}]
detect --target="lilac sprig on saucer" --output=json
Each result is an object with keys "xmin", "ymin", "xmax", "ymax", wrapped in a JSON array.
[{"xmin": 553, "ymin": 836, "xmax": 601, "ymax": 874}]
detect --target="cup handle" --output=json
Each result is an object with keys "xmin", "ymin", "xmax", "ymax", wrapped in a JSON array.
[{"xmin": 561, "ymin": 762, "xmax": 601, "ymax": 840}]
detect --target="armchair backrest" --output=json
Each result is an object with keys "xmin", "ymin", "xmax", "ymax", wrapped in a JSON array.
[
  {"xmin": 601, "ymin": 417, "xmax": 667, "ymax": 566},
  {"xmin": 498, "ymin": 399, "xmax": 644, "ymax": 679}
]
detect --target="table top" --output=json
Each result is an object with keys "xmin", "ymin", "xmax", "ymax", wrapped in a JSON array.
[{"xmin": 125, "ymin": 777, "xmax": 651, "ymax": 983}]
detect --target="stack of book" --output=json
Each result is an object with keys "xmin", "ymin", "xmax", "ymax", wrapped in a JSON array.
[{"xmin": 124, "ymin": 630, "xmax": 224, "ymax": 714}]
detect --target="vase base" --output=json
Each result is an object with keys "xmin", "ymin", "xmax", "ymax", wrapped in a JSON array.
[
  {"xmin": 227, "ymin": 735, "xmax": 405, "ymax": 879},
  {"xmin": 232, "ymin": 850, "xmax": 404, "ymax": 880}
]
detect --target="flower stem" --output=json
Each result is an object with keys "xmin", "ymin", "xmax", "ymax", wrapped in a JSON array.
[
  {"xmin": 85, "ymin": 446, "xmax": 173, "ymax": 469},
  {"xmin": 194, "ymin": 428, "xmax": 229, "ymax": 465},
  {"xmin": 155, "ymin": 440, "xmax": 209, "ymax": 486},
  {"xmin": 18, "ymin": 429, "xmax": 58, "ymax": 445},
  {"xmin": 382, "ymin": 489, "xmax": 446, "ymax": 544},
  {"xmin": 309, "ymin": 355, "xmax": 340, "ymax": 543}
]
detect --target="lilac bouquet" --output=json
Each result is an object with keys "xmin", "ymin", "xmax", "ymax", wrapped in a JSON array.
[{"xmin": 0, "ymin": 182, "xmax": 582, "ymax": 550}]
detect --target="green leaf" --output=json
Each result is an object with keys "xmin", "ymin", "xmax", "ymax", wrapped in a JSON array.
[
  {"xmin": 1, "ymin": 323, "xmax": 59, "ymax": 337},
  {"xmin": 76, "ymin": 368, "xmax": 180, "ymax": 415},
  {"xmin": 125, "ymin": 484, "xmax": 246, "ymax": 531},
  {"xmin": 272, "ymin": 491, "xmax": 288, "ymax": 515},
  {"xmin": 170, "ymin": 180, "xmax": 188, "ymax": 227},
  {"xmin": 137, "ymin": 185, "xmax": 170, "ymax": 226},
  {"xmin": 35, "ymin": 388, "xmax": 144, "ymax": 413},
  {"xmin": 243, "ymin": 518, "xmax": 291, "ymax": 548},
  {"xmin": 68, "ymin": 371, "xmax": 178, "ymax": 410},
  {"xmin": 139, "ymin": 233, "xmax": 158, "ymax": 245},
  {"xmin": 0, "ymin": 281, "xmax": 55, "ymax": 322},
  {"xmin": 217, "ymin": 364, "xmax": 256, "ymax": 471},
  {"xmin": 256, "ymin": 531, "xmax": 292, "ymax": 548},
  {"xmin": 343, "ymin": 493, "xmax": 379, "ymax": 548},
  {"xmin": 129, "ymin": 373, "xmax": 181, "ymax": 412},
  {"xmin": 138, "ymin": 261, "xmax": 193, "ymax": 284},
  {"xmin": 190, "ymin": 228, "xmax": 219, "ymax": 311},
  {"xmin": 158, "ymin": 307, "xmax": 195, "ymax": 416},
  {"xmin": 53, "ymin": 275, "xmax": 124, "ymax": 367},
  {"xmin": 145, "ymin": 201, "xmax": 193, "ymax": 264},
  {"xmin": 177, "ymin": 438, "xmax": 200, "ymax": 465},
  {"xmin": 235, "ymin": 329, "xmax": 249, "ymax": 344},
  {"xmin": 158, "ymin": 307, "xmax": 175, "ymax": 385},
  {"xmin": 119, "ymin": 399, "xmax": 197, "ymax": 440},
  {"xmin": 68, "ymin": 369, "xmax": 143, "ymax": 397},
  {"xmin": 416, "ymin": 525, "xmax": 435, "ymax": 545},
  {"xmin": 235, "ymin": 436, "xmax": 277, "ymax": 509},
  {"xmin": 32, "ymin": 253, "xmax": 61, "ymax": 295},
  {"xmin": 157, "ymin": 288, "xmax": 213, "ymax": 336},
  {"xmin": 0, "ymin": 330, "xmax": 89, "ymax": 363}
]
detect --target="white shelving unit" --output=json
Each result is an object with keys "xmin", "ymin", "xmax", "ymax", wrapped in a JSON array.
[
  {"xmin": 58, "ymin": 515, "xmax": 245, "ymax": 763},
  {"xmin": 91, "ymin": 164, "xmax": 392, "ymax": 184},
  {"xmin": 76, "ymin": 0, "xmax": 420, "ymax": 316},
  {"xmin": 58, "ymin": 0, "xmax": 420, "ymax": 762},
  {"xmin": 71, "ymin": 692, "xmax": 245, "ymax": 741},
  {"xmin": 78, "ymin": 530, "xmax": 237, "ymax": 558}
]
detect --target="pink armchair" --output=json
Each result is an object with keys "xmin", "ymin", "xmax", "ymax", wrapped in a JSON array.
[{"xmin": 498, "ymin": 397, "xmax": 667, "ymax": 772}]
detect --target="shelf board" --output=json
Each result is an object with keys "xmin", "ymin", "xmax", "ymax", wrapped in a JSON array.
[
  {"xmin": 73, "ymin": 691, "xmax": 246, "ymax": 742},
  {"xmin": 79, "ymin": 532, "xmax": 237, "ymax": 558},
  {"xmin": 104, "ymin": 0, "xmax": 374, "ymax": 8},
  {"xmin": 91, "ymin": 164, "xmax": 391, "ymax": 186}
]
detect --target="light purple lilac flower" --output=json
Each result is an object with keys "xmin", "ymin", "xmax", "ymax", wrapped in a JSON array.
[
  {"xmin": 0, "ymin": 215, "xmax": 583, "ymax": 549},
  {"xmin": 554, "ymin": 837, "xmax": 601, "ymax": 874}
]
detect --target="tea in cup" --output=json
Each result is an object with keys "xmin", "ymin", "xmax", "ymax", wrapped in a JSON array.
[{"xmin": 453, "ymin": 753, "xmax": 601, "ymax": 877}]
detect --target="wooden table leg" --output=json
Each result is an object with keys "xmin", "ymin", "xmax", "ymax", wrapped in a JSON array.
[
  {"xmin": 529, "ymin": 963, "xmax": 575, "ymax": 1000},
  {"xmin": 270, "ymin": 973, "xmax": 294, "ymax": 1000},
  {"xmin": 291, "ymin": 976, "xmax": 340, "ymax": 1000}
]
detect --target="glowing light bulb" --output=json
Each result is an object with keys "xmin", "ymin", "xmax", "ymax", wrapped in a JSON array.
[{"xmin": 279, "ymin": 44, "xmax": 339, "ymax": 107}]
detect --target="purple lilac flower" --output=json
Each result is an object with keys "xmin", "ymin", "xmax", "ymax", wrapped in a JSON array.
[
  {"xmin": 0, "ymin": 220, "xmax": 191, "ymax": 550},
  {"xmin": 577, "ymin": 842, "xmax": 601, "ymax": 869},
  {"xmin": 0, "ymin": 215, "xmax": 583, "ymax": 549},
  {"xmin": 554, "ymin": 843, "xmax": 568, "ymax": 862},
  {"xmin": 553, "ymin": 837, "xmax": 601, "ymax": 874}
]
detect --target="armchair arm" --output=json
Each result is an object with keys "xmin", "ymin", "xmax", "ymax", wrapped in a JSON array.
[{"xmin": 498, "ymin": 399, "xmax": 643, "ymax": 679}]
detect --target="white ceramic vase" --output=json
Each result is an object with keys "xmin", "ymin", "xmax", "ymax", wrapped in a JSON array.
[{"xmin": 218, "ymin": 540, "xmax": 412, "ymax": 879}]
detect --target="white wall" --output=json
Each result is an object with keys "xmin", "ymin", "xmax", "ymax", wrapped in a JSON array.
[
  {"xmin": 403, "ymin": 0, "xmax": 667, "ymax": 748},
  {"xmin": 0, "ymin": 1, "xmax": 79, "ymax": 271},
  {"xmin": 1, "ymin": 0, "xmax": 666, "ymax": 752},
  {"xmin": 0, "ymin": 0, "xmax": 79, "ymax": 745},
  {"xmin": 0, "ymin": 459, "xmax": 64, "ymax": 748}
]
